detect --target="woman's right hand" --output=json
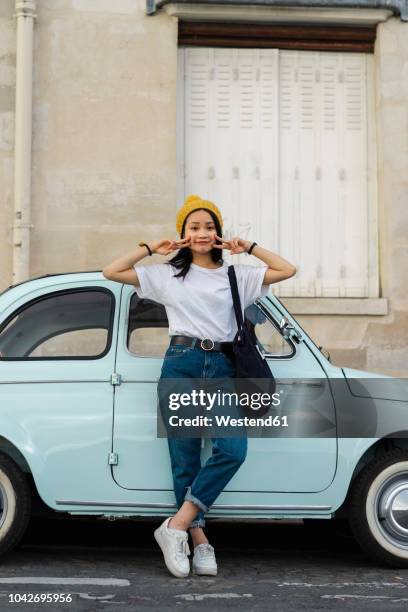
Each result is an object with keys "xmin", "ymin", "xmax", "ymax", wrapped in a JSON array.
[{"xmin": 150, "ymin": 237, "xmax": 191, "ymax": 255}]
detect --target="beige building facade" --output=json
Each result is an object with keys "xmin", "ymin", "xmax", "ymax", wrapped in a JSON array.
[{"xmin": 0, "ymin": 0, "xmax": 407, "ymax": 375}]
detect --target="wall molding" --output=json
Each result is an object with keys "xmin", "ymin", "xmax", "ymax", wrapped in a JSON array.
[
  {"xmin": 150, "ymin": 2, "xmax": 394, "ymax": 26},
  {"xmin": 147, "ymin": 0, "xmax": 407, "ymax": 22}
]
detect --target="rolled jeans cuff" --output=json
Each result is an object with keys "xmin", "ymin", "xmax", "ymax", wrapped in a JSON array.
[{"xmin": 184, "ymin": 486, "xmax": 209, "ymax": 513}]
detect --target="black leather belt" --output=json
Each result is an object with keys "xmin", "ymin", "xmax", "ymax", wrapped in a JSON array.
[{"xmin": 170, "ymin": 335, "xmax": 233, "ymax": 354}]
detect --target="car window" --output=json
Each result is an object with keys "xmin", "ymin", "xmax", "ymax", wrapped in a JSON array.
[
  {"xmin": 0, "ymin": 289, "xmax": 114, "ymax": 359},
  {"xmin": 244, "ymin": 303, "xmax": 294, "ymax": 357},
  {"xmin": 128, "ymin": 295, "xmax": 169, "ymax": 357},
  {"xmin": 127, "ymin": 294, "xmax": 293, "ymax": 359}
]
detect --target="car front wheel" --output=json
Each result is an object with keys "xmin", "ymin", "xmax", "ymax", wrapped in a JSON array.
[
  {"xmin": 0, "ymin": 452, "xmax": 31, "ymax": 556},
  {"xmin": 349, "ymin": 449, "xmax": 408, "ymax": 567}
]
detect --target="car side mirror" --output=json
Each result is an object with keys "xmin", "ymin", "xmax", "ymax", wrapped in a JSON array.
[{"xmin": 279, "ymin": 316, "xmax": 303, "ymax": 342}]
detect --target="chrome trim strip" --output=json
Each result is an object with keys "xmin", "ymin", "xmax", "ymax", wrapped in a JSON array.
[
  {"xmin": 205, "ymin": 504, "xmax": 332, "ymax": 511},
  {"xmin": 56, "ymin": 501, "xmax": 177, "ymax": 508},
  {"xmin": 56, "ymin": 500, "xmax": 331, "ymax": 511},
  {"xmin": 0, "ymin": 380, "xmax": 110, "ymax": 384}
]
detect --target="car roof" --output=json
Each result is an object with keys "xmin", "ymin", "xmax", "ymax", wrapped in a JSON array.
[{"xmin": 0, "ymin": 270, "xmax": 103, "ymax": 298}]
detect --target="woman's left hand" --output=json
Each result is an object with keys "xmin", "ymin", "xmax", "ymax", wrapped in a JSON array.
[{"xmin": 213, "ymin": 235, "xmax": 250, "ymax": 255}]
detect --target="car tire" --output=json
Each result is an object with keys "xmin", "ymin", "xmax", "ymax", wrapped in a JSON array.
[
  {"xmin": 0, "ymin": 452, "xmax": 31, "ymax": 556},
  {"xmin": 348, "ymin": 449, "xmax": 408, "ymax": 568}
]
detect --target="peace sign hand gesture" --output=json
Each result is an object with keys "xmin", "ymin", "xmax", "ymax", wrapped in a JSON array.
[
  {"xmin": 151, "ymin": 237, "xmax": 191, "ymax": 255},
  {"xmin": 213, "ymin": 235, "xmax": 251, "ymax": 255}
]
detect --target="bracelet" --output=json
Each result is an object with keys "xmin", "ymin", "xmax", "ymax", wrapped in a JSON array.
[
  {"xmin": 247, "ymin": 242, "xmax": 257, "ymax": 255},
  {"xmin": 138, "ymin": 242, "xmax": 152, "ymax": 256}
]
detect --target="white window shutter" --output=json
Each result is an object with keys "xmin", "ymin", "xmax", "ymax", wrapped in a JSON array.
[
  {"xmin": 278, "ymin": 51, "xmax": 371, "ymax": 298},
  {"xmin": 212, "ymin": 48, "xmax": 237, "ymax": 240},
  {"xmin": 183, "ymin": 48, "xmax": 212, "ymax": 197},
  {"xmin": 279, "ymin": 51, "xmax": 318, "ymax": 297},
  {"xmin": 341, "ymin": 53, "xmax": 369, "ymax": 297},
  {"xmin": 178, "ymin": 47, "xmax": 376, "ymax": 297},
  {"xmin": 181, "ymin": 47, "xmax": 279, "ymax": 265}
]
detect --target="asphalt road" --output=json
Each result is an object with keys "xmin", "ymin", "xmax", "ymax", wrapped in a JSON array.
[{"xmin": 1, "ymin": 516, "xmax": 408, "ymax": 611}]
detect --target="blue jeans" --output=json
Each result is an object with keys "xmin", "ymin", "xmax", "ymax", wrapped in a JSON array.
[{"xmin": 159, "ymin": 341, "xmax": 248, "ymax": 529}]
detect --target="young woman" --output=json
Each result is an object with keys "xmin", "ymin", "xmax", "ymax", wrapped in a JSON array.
[{"xmin": 102, "ymin": 194, "xmax": 296, "ymax": 579}]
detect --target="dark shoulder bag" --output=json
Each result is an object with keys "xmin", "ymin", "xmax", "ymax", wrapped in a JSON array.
[{"xmin": 227, "ymin": 265, "xmax": 276, "ymax": 415}]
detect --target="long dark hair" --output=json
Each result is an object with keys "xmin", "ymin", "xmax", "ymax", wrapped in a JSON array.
[{"xmin": 166, "ymin": 208, "xmax": 223, "ymax": 280}]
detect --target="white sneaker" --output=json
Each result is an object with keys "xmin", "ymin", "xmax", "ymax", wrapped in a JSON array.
[
  {"xmin": 192, "ymin": 543, "xmax": 218, "ymax": 576},
  {"xmin": 154, "ymin": 517, "xmax": 191, "ymax": 578}
]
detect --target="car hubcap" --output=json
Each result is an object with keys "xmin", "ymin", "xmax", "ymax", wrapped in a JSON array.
[
  {"xmin": 376, "ymin": 473, "xmax": 408, "ymax": 548},
  {"xmin": 0, "ymin": 481, "xmax": 8, "ymax": 530}
]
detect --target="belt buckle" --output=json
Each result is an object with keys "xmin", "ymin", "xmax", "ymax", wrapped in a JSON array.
[{"xmin": 200, "ymin": 338, "xmax": 215, "ymax": 351}]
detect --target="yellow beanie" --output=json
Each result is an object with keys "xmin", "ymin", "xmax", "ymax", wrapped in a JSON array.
[{"xmin": 176, "ymin": 194, "xmax": 223, "ymax": 236}]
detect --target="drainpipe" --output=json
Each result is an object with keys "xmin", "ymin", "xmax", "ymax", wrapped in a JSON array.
[{"xmin": 12, "ymin": 0, "xmax": 36, "ymax": 283}]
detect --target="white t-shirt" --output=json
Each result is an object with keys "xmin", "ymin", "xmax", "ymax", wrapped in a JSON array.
[{"xmin": 133, "ymin": 260, "xmax": 269, "ymax": 342}]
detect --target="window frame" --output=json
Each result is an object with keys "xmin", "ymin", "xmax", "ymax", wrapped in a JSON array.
[
  {"xmin": 0, "ymin": 287, "xmax": 115, "ymax": 361},
  {"xmin": 177, "ymin": 45, "xmax": 379, "ymax": 302},
  {"xmin": 126, "ymin": 292, "xmax": 170, "ymax": 359},
  {"xmin": 251, "ymin": 299, "xmax": 296, "ymax": 359},
  {"xmin": 126, "ymin": 290, "xmax": 296, "ymax": 360}
]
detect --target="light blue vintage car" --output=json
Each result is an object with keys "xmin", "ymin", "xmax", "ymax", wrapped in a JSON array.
[{"xmin": 0, "ymin": 271, "xmax": 407, "ymax": 567}]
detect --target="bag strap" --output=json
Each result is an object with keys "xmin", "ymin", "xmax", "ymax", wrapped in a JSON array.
[{"xmin": 228, "ymin": 265, "xmax": 244, "ymax": 331}]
